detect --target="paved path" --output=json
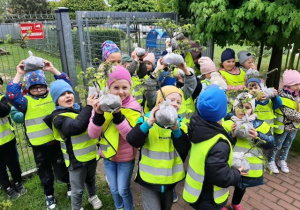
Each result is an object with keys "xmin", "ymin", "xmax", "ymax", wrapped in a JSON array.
[{"xmin": 97, "ymin": 152, "xmax": 300, "ymax": 210}]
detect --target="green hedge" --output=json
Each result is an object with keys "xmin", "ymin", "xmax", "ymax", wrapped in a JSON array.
[{"xmin": 27, "ymin": 27, "xmax": 126, "ymax": 62}]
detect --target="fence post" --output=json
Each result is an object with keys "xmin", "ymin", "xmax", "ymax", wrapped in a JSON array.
[
  {"xmin": 55, "ymin": 7, "xmax": 79, "ymax": 102},
  {"xmin": 126, "ymin": 17, "xmax": 131, "ymax": 55}
]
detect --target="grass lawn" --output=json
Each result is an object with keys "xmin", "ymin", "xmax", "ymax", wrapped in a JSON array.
[{"xmin": 0, "ymin": 174, "xmax": 115, "ymax": 210}]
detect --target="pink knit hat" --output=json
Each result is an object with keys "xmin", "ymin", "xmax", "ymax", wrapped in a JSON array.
[
  {"xmin": 108, "ymin": 65, "xmax": 132, "ymax": 88},
  {"xmin": 198, "ymin": 56, "xmax": 216, "ymax": 75},
  {"xmin": 283, "ymin": 70, "xmax": 300, "ymax": 86},
  {"xmin": 143, "ymin": 53, "xmax": 156, "ymax": 67}
]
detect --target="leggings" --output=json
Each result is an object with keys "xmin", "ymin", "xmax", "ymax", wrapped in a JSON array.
[{"xmin": 232, "ymin": 187, "xmax": 246, "ymax": 205}]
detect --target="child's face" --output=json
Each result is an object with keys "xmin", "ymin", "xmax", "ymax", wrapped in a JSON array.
[
  {"xmin": 29, "ymin": 85, "xmax": 47, "ymax": 96},
  {"xmin": 165, "ymin": 93, "xmax": 182, "ymax": 112},
  {"xmin": 57, "ymin": 91, "xmax": 75, "ymax": 108},
  {"xmin": 144, "ymin": 61, "xmax": 154, "ymax": 72},
  {"xmin": 109, "ymin": 79, "xmax": 131, "ymax": 101},
  {"xmin": 247, "ymin": 82, "xmax": 261, "ymax": 92},
  {"xmin": 235, "ymin": 103, "xmax": 253, "ymax": 119},
  {"xmin": 122, "ymin": 62, "xmax": 131, "ymax": 69},
  {"xmin": 106, "ymin": 52, "xmax": 122, "ymax": 64},
  {"xmin": 222, "ymin": 59, "xmax": 235, "ymax": 71},
  {"xmin": 205, "ymin": 72, "xmax": 211, "ymax": 79},
  {"xmin": 242, "ymin": 57, "xmax": 255, "ymax": 70},
  {"xmin": 288, "ymin": 84, "xmax": 300, "ymax": 92}
]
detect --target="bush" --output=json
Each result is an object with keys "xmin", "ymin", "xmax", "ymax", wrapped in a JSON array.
[
  {"xmin": 26, "ymin": 26, "xmax": 126, "ymax": 62},
  {"xmin": 5, "ymin": 34, "xmax": 14, "ymax": 44}
]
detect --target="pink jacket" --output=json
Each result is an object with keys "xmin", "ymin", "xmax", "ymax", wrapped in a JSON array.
[{"xmin": 88, "ymin": 95, "xmax": 141, "ymax": 162}]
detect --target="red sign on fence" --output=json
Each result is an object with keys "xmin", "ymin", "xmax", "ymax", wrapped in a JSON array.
[{"xmin": 20, "ymin": 23, "xmax": 44, "ymax": 40}]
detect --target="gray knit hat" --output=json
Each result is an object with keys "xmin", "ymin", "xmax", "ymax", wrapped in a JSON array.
[{"xmin": 238, "ymin": 51, "xmax": 254, "ymax": 64}]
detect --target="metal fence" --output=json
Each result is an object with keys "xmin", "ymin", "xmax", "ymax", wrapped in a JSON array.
[{"xmin": 0, "ymin": 9, "xmax": 186, "ymax": 175}]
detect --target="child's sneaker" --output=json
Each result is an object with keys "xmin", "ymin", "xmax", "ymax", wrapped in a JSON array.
[
  {"xmin": 172, "ymin": 188, "xmax": 178, "ymax": 203},
  {"xmin": 15, "ymin": 182, "xmax": 27, "ymax": 195},
  {"xmin": 278, "ymin": 160, "xmax": 289, "ymax": 173},
  {"xmin": 221, "ymin": 207, "xmax": 228, "ymax": 210},
  {"xmin": 67, "ymin": 184, "xmax": 71, "ymax": 198},
  {"xmin": 46, "ymin": 195, "xmax": 56, "ymax": 210},
  {"xmin": 6, "ymin": 187, "xmax": 20, "ymax": 200},
  {"xmin": 231, "ymin": 204, "xmax": 243, "ymax": 210},
  {"xmin": 268, "ymin": 161, "xmax": 279, "ymax": 174},
  {"xmin": 88, "ymin": 195, "xmax": 103, "ymax": 209}
]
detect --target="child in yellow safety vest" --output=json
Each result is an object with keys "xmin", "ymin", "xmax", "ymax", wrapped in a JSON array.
[
  {"xmin": 0, "ymin": 79, "xmax": 27, "ymax": 200},
  {"xmin": 222, "ymin": 93, "xmax": 274, "ymax": 210},
  {"xmin": 183, "ymin": 85, "xmax": 242, "ymax": 210},
  {"xmin": 218, "ymin": 48, "xmax": 246, "ymax": 91},
  {"xmin": 268, "ymin": 70, "xmax": 300, "ymax": 174},
  {"xmin": 6, "ymin": 60, "xmax": 71, "ymax": 210},
  {"xmin": 88, "ymin": 65, "xmax": 141, "ymax": 210},
  {"xmin": 45, "ymin": 80, "xmax": 102, "ymax": 210},
  {"xmin": 246, "ymin": 78, "xmax": 282, "ymax": 132},
  {"xmin": 127, "ymin": 85, "xmax": 191, "ymax": 210}
]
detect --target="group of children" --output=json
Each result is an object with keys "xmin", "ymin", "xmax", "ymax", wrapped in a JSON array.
[{"xmin": 0, "ymin": 38, "xmax": 299, "ymax": 210}]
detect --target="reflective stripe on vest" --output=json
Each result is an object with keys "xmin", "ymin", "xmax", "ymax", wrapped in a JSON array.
[
  {"xmin": 53, "ymin": 112, "xmax": 100, "ymax": 167},
  {"xmin": 99, "ymin": 108, "xmax": 141, "ymax": 159},
  {"xmin": 25, "ymin": 94, "xmax": 54, "ymax": 145},
  {"xmin": 0, "ymin": 97, "xmax": 15, "ymax": 145},
  {"xmin": 274, "ymin": 97, "xmax": 300, "ymax": 134},
  {"xmin": 139, "ymin": 116, "xmax": 187, "ymax": 185},
  {"xmin": 219, "ymin": 68, "xmax": 246, "ymax": 86},
  {"xmin": 183, "ymin": 134, "xmax": 232, "ymax": 204}
]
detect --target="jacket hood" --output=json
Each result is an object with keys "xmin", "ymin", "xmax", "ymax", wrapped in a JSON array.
[{"xmin": 188, "ymin": 111, "xmax": 229, "ymax": 144}]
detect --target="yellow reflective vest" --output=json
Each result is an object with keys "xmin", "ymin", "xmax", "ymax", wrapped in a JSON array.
[
  {"xmin": 219, "ymin": 68, "xmax": 246, "ymax": 86},
  {"xmin": 132, "ymin": 76, "xmax": 144, "ymax": 105},
  {"xmin": 25, "ymin": 94, "xmax": 54, "ymax": 145},
  {"xmin": 0, "ymin": 95, "xmax": 15, "ymax": 146},
  {"xmin": 185, "ymin": 52, "xmax": 200, "ymax": 75},
  {"xmin": 53, "ymin": 112, "xmax": 100, "ymax": 167},
  {"xmin": 138, "ymin": 116, "xmax": 187, "ymax": 185},
  {"xmin": 222, "ymin": 120, "xmax": 270, "ymax": 178},
  {"xmin": 274, "ymin": 97, "xmax": 300, "ymax": 134},
  {"xmin": 178, "ymin": 89, "xmax": 196, "ymax": 125},
  {"xmin": 99, "ymin": 108, "xmax": 141, "ymax": 159},
  {"xmin": 183, "ymin": 134, "xmax": 232, "ymax": 204},
  {"xmin": 254, "ymin": 100, "xmax": 276, "ymax": 129}
]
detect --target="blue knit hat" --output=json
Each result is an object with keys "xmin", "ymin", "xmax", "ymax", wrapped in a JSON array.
[
  {"xmin": 246, "ymin": 78, "xmax": 261, "ymax": 88},
  {"xmin": 221, "ymin": 48, "xmax": 236, "ymax": 63},
  {"xmin": 197, "ymin": 84, "xmax": 227, "ymax": 122},
  {"xmin": 50, "ymin": 80, "xmax": 74, "ymax": 104},
  {"xmin": 24, "ymin": 70, "xmax": 47, "ymax": 90},
  {"xmin": 159, "ymin": 71, "xmax": 176, "ymax": 87}
]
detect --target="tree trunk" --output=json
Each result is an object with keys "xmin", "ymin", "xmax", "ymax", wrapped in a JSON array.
[
  {"xmin": 266, "ymin": 46, "xmax": 283, "ymax": 89},
  {"xmin": 287, "ymin": 42, "xmax": 300, "ymax": 69},
  {"xmin": 257, "ymin": 42, "xmax": 264, "ymax": 71}
]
